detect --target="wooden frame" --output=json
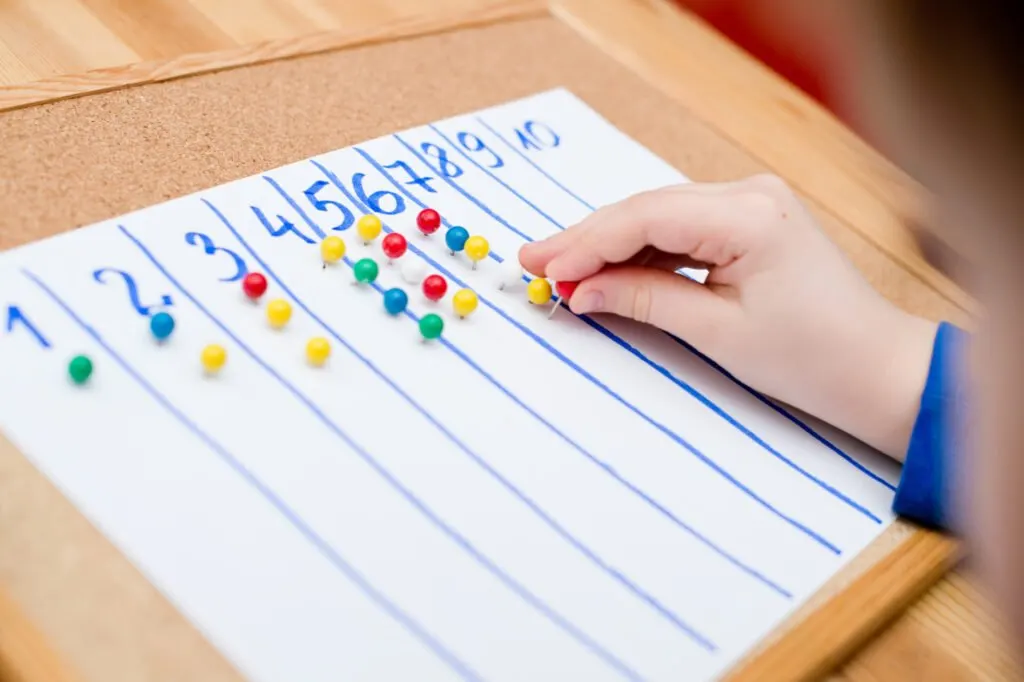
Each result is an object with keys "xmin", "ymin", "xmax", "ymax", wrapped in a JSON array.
[{"xmin": 0, "ymin": 1, "xmax": 966, "ymax": 680}]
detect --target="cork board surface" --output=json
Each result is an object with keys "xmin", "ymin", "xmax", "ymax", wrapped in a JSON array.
[{"xmin": 0, "ymin": 15, "xmax": 962, "ymax": 682}]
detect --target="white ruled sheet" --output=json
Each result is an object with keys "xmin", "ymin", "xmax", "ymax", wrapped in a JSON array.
[{"xmin": 0, "ymin": 88, "xmax": 901, "ymax": 682}]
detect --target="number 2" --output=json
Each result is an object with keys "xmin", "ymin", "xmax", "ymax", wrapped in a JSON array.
[{"xmin": 92, "ymin": 268, "xmax": 173, "ymax": 316}]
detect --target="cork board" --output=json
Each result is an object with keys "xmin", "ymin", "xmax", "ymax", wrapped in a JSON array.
[{"xmin": 0, "ymin": 12, "xmax": 962, "ymax": 682}]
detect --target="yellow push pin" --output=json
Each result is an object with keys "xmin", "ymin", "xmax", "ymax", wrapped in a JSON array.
[
  {"xmin": 452, "ymin": 288, "xmax": 479, "ymax": 319},
  {"xmin": 464, "ymin": 235, "xmax": 490, "ymax": 270},
  {"xmin": 201, "ymin": 344, "xmax": 227, "ymax": 375},
  {"xmin": 320, "ymin": 235, "xmax": 346, "ymax": 268},
  {"xmin": 356, "ymin": 214, "xmax": 383, "ymax": 245},
  {"xmin": 526, "ymin": 278, "xmax": 553, "ymax": 305},
  {"xmin": 267, "ymin": 298, "xmax": 293, "ymax": 329},
  {"xmin": 306, "ymin": 337, "xmax": 331, "ymax": 367}
]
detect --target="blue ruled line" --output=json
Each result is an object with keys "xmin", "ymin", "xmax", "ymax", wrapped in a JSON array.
[
  {"xmin": 22, "ymin": 269, "xmax": 485, "ymax": 682},
  {"xmin": 342, "ymin": 151, "xmax": 842, "ymax": 555},
  {"xmin": 119, "ymin": 223, "xmax": 644, "ymax": 681},
  {"xmin": 395, "ymin": 129, "xmax": 891, "ymax": 516},
  {"xmin": 475, "ymin": 116, "xmax": 596, "ymax": 212},
  {"xmin": 311, "ymin": 159, "xmax": 795, "ymax": 595},
  {"xmin": 242, "ymin": 182, "xmax": 728, "ymax": 644}
]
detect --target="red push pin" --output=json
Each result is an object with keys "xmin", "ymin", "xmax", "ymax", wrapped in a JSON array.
[
  {"xmin": 381, "ymin": 233, "xmax": 408, "ymax": 264},
  {"xmin": 416, "ymin": 208, "xmax": 441, "ymax": 237},
  {"xmin": 422, "ymin": 274, "xmax": 448, "ymax": 302},
  {"xmin": 242, "ymin": 272, "xmax": 268, "ymax": 301},
  {"xmin": 549, "ymin": 281, "xmax": 579, "ymax": 319}
]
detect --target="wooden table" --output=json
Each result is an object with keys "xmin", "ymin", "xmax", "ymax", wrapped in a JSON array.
[{"xmin": 0, "ymin": 1, "xmax": 1017, "ymax": 680}]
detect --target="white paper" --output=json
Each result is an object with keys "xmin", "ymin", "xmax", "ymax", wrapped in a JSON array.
[{"xmin": 0, "ymin": 88, "xmax": 901, "ymax": 682}]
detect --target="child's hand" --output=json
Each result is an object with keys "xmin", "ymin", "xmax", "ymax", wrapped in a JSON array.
[{"xmin": 519, "ymin": 175, "xmax": 938, "ymax": 460}]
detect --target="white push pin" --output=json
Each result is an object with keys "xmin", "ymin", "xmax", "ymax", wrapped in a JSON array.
[
  {"xmin": 401, "ymin": 258, "xmax": 427, "ymax": 285},
  {"xmin": 495, "ymin": 259, "xmax": 525, "ymax": 291}
]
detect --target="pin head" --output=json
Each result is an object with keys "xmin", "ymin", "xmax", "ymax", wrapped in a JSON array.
[
  {"xmin": 383, "ymin": 287, "xmax": 409, "ymax": 315},
  {"xmin": 68, "ymin": 355, "xmax": 93, "ymax": 385},
  {"xmin": 357, "ymin": 214, "xmax": 383, "ymax": 243},
  {"xmin": 422, "ymin": 274, "xmax": 448, "ymax": 302},
  {"xmin": 267, "ymin": 298, "xmax": 293, "ymax": 329},
  {"xmin": 306, "ymin": 337, "xmax": 331, "ymax": 367},
  {"xmin": 242, "ymin": 272, "xmax": 268, "ymax": 300},
  {"xmin": 381, "ymin": 233, "xmax": 408, "ymax": 260},
  {"xmin": 400, "ymin": 258, "xmax": 427, "ymax": 285},
  {"xmin": 150, "ymin": 311, "xmax": 175, "ymax": 341},
  {"xmin": 526, "ymin": 278, "xmax": 553, "ymax": 305},
  {"xmin": 321, "ymin": 236, "xmax": 346, "ymax": 264},
  {"xmin": 452, "ymin": 288, "xmax": 479, "ymax": 318},
  {"xmin": 417, "ymin": 208, "xmax": 441, "ymax": 236},
  {"xmin": 445, "ymin": 226, "xmax": 470, "ymax": 253},
  {"xmin": 464, "ymin": 236, "xmax": 490, "ymax": 264},
  {"xmin": 353, "ymin": 258, "xmax": 380, "ymax": 283},
  {"xmin": 495, "ymin": 260, "xmax": 525, "ymax": 290},
  {"xmin": 555, "ymin": 281, "xmax": 579, "ymax": 301},
  {"xmin": 201, "ymin": 344, "xmax": 227, "ymax": 374},
  {"xmin": 419, "ymin": 313, "xmax": 444, "ymax": 340}
]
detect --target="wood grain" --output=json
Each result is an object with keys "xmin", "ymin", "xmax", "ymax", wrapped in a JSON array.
[
  {"xmin": 0, "ymin": 587, "xmax": 82, "ymax": 682},
  {"xmin": 0, "ymin": 0, "xmax": 544, "ymax": 112}
]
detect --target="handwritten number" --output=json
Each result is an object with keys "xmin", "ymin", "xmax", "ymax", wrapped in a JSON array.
[
  {"xmin": 456, "ymin": 132, "xmax": 504, "ymax": 168},
  {"xmin": 5, "ymin": 306, "xmax": 50, "ymax": 348},
  {"xmin": 420, "ymin": 142, "xmax": 463, "ymax": 178},
  {"xmin": 92, "ymin": 268, "xmax": 173, "ymax": 316},
  {"xmin": 304, "ymin": 180, "xmax": 356, "ymax": 231},
  {"xmin": 382, "ymin": 160, "xmax": 436, "ymax": 193},
  {"xmin": 185, "ymin": 232, "xmax": 247, "ymax": 281},
  {"xmin": 351, "ymin": 173, "xmax": 405, "ymax": 215},
  {"xmin": 251, "ymin": 206, "xmax": 317, "ymax": 244},
  {"xmin": 515, "ymin": 120, "xmax": 561, "ymax": 152}
]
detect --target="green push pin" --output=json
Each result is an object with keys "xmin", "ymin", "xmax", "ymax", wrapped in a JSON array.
[
  {"xmin": 352, "ymin": 257, "xmax": 379, "ymax": 284},
  {"xmin": 68, "ymin": 354, "xmax": 93, "ymax": 385},
  {"xmin": 418, "ymin": 313, "xmax": 444, "ymax": 341}
]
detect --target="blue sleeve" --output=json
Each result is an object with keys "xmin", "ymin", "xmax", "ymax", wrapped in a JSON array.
[{"xmin": 892, "ymin": 321, "xmax": 968, "ymax": 530}]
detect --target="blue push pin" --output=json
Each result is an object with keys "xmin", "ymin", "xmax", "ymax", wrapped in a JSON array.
[
  {"xmin": 150, "ymin": 311, "xmax": 175, "ymax": 342},
  {"xmin": 383, "ymin": 288, "xmax": 409, "ymax": 316},
  {"xmin": 445, "ymin": 226, "xmax": 470, "ymax": 256}
]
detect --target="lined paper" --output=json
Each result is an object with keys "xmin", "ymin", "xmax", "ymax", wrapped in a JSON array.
[{"xmin": 0, "ymin": 88, "xmax": 900, "ymax": 681}]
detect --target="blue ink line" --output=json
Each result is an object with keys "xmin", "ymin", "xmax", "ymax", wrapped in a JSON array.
[
  {"xmin": 168, "ymin": 215, "xmax": 641, "ymax": 679},
  {"xmin": 667, "ymin": 334, "xmax": 897, "ymax": 491},
  {"xmin": 314, "ymin": 158, "xmax": 796, "ymax": 595},
  {"xmin": 345, "ymin": 152, "xmax": 841, "ymax": 555},
  {"xmin": 475, "ymin": 117, "xmax": 596, "ymax": 212},
  {"xmin": 260, "ymin": 179, "xmax": 727, "ymax": 640},
  {"xmin": 427, "ymin": 124, "xmax": 564, "ymax": 232},
  {"xmin": 393, "ymin": 134, "xmax": 535, "ymax": 244},
  {"xmin": 22, "ymin": 269, "xmax": 484, "ymax": 682},
  {"xmin": 275, "ymin": 174, "xmax": 787, "ymax": 610}
]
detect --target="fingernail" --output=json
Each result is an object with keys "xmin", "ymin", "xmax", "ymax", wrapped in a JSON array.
[{"xmin": 571, "ymin": 291, "xmax": 603, "ymax": 314}]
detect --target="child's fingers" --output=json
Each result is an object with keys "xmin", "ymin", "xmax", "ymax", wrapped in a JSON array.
[
  {"xmin": 543, "ymin": 189, "xmax": 756, "ymax": 283},
  {"xmin": 568, "ymin": 265, "xmax": 738, "ymax": 348}
]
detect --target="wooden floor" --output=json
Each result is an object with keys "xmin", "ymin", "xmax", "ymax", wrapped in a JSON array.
[{"xmin": 0, "ymin": 1, "xmax": 1019, "ymax": 680}]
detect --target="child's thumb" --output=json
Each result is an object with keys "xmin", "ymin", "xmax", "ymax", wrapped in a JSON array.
[{"xmin": 568, "ymin": 266, "xmax": 734, "ymax": 346}]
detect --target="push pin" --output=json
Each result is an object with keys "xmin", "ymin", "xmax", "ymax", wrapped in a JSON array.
[
  {"xmin": 445, "ymin": 226, "xmax": 469, "ymax": 256},
  {"xmin": 353, "ymin": 257, "xmax": 380, "ymax": 285},
  {"xmin": 464, "ymin": 236, "xmax": 489, "ymax": 270},
  {"xmin": 496, "ymin": 260, "xmax": 524, "ymax": 291},
  {"xmin": 357, "ymin": 214, "xmax": 383, "ymax": 245},
  {"xmin": 150, "ymin": 311, "xmax": 176, "ymax": 342},
  {"xmin": 383, "ymin": 287, "xmax": 409, "ymax": 316},
  {"xmin": 242, "ymin": 272, "xmax": 268, "ymax": 301},
  {"xmin": 267, "ymin": 298, "xmax": 293, "ymax": 329},
  {"xmin": 306, "ymin": 337, "xmax": 331, "ymax": 367},
  {"xmin": 419, "ymin": 313, "xmax": 444, "ymax": 341},
  {"xmin": 401, "ymin": 258, "xmax": 427, "ymax": 285},
  {"xmin": 68, "ymin": 354, "xmax": 93, "ymax": 385},
  {"xmin": 321, "ymin": 236, "xmax": 346, "ymax": 269},
  {"xmin": 381, "ymin": 233, "xmax": 408, "ymax": 264},
  {"xmin": 417, "ymin": 208, "xmax": 441, "ymax": 237},
  {"xmin": 422, "ymin": 274, "xmax": 448, "ymax": 302},
  {"xmin": 452, "ymin": 288, "xmax": 479, "ymax": 319},
  {"xmin": 548, "ymin": 281, "xmax": 579, "ymax": 319},
  {"xmin": 526, "ymin": 278, "xmax": 553, "ymax": 306},
  {"xmin": 201, "ymin": 344, "xmax": 227, "ymax": 376}
]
